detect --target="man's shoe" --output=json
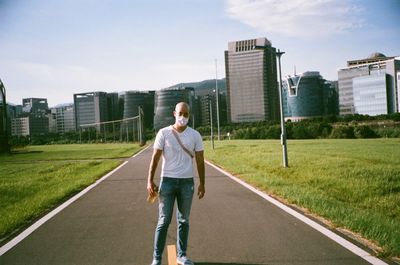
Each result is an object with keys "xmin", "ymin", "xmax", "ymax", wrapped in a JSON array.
[
  {"xmin": 176, "ymin": 256, "xmax": 194, "ymax": 265},
  {"xmin": 150, "ymin": 259, "xmax": 161, "ymax": 265}
]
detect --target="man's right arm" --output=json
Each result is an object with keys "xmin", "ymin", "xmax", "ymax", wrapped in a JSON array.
[{"xmin": 147, "ymin": 148, "xmax": 162, "ymax": 196}]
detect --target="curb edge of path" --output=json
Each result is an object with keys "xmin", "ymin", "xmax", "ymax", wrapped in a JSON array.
[
  {"xmin": 204, "ymin": 160, "xmax": 389, "ymax": 265},
  {"xmin": 0, "ymin": 146, "xmax": 150, "ymax": 256}
]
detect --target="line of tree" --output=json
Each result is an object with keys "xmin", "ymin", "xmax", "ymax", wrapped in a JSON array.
[
  {"xmin": 196, "ymin": 113, "xmax": 400, "ymax": 140},
  {"xmin": 8, "ymin": 113, "xmax": 400, "ymax": 147}
]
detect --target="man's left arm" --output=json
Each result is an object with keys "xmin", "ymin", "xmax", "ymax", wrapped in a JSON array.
[{"xmin": 195, "ymin": 150, "xmax": 205, "ymax": 199}]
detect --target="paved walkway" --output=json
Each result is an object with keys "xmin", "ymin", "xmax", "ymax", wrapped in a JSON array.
[{"xmin": 0, "ymin": 146, "xmax": 385, "ymax": 264}]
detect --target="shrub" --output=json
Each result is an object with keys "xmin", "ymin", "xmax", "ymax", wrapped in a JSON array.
[
  {"xmin": 354, "ymin": 125, "xmax": 379, "ymax": 138},
  {"xmin": 330, "ymin": 126, "xmax": 355, "ymax": 139}
]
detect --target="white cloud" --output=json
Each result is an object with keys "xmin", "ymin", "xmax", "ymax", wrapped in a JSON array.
[{"xmin": 225, "ymin": 0, "xmax": 364, "ymax": 38}]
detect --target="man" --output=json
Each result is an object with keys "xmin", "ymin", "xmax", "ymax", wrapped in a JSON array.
[{"xmin": 147, "ymin": 102, "xmax": 205, "ymax": 265}]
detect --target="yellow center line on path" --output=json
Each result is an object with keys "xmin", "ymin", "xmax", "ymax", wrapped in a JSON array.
[{"xmin": 167, "ymin": 244, "xmax": 177, "ymax": 265}]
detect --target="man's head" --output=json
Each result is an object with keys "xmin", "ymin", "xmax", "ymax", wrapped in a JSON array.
[{"xmin": 174, "ymin": 102, "xmax": 190, "ymax": 128}]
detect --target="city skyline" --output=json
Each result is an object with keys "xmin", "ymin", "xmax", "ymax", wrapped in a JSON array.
[{"xmin": 1, "ymin": 0, "xmax": 399, "ymax": 106}]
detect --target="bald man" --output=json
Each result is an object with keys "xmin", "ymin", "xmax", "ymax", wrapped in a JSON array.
[{"xmin": 147, "ymin": 102, "xmax": 205, "ymax": 265}]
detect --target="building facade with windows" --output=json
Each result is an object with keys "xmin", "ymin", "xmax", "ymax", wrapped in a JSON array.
[
  {"xmin": 74, "ymin": 92, "xmax": 108, "ymax": 131},
  {"xmin": 22, "ymin": 98, "xmax": 48, "ymax": 115},
  {"xmin": 123, "ymin": 91, "xmax": 154, "ymax": 130},
  {"xmin": 10, "ymin": 97, "xmax": 50, "ymax": 137},
  {"xmin": 51, "ymin": 104, "xmax": 75, "ymax": 134},
  {"xmin": 282, "ymin": 72, "xmax": 338, "ymax": 120},
  {"xmin": 11, "ymin": 115, "xmax": 49, "ymax": 136},
  {"xmin": 153, "ymin": 87, "xmax": 195, "ymax": 130},
  {"xmin": 338, "ymin": 53, "xmax": 400, "ymax": 116},
  {"xmin": 225, "ymin": 37, "xmax": 279, "ymax": 123}
]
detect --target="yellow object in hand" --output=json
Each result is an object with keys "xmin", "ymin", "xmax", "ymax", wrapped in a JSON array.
[{"xmin": 147, "ymin": 186, "xmax": 159, "ymax": 203}]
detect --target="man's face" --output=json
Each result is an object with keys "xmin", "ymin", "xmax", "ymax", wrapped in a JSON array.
[{"xmin": 174, "ymin": 104, "xmax": 190, "ymax": 119}]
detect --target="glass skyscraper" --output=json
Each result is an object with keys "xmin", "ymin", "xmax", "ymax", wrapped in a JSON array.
[
  {"xmin": 282, "ymin": 72, "xmax": 338, "ymax": 120},
  {"xmin": 74, "ymin": 92, "xmax": 108, "ymax": 131},
  {"xmin": 123, "ymin": 90, "xmax": 154, "ymax": 130},
  {"xmin": 225, "ymin": 37, "xmax": 279, "ymax": 123},
  {"xmin": 338, "ymin": 53, "xmax": 400, "ymax": 116},
  {"xmin": 153, "ymin": 87, "xmax": 195, "ymax": 130},
  {"xmin": 53, "ymin": 104, "xmax": 75, "ymax": 134},
  {"xmin": 353, "ymin": 73, "xmax": 388, "ymax": 115}
]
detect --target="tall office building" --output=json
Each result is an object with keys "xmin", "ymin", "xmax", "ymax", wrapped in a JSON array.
[
  {"xmin": 52, "ymin": 104, "xmax": 75, "ymax": 134},
  {"xmin": 225, "ymin": 37, "xmax": 279, "ymax": 123},
  {"xmin": 22, "ymin": 98, "xmax": 48, "ymax": 115},
  {"xmin": 123, "ymin": 91, "xmax": 154, "ymax": 130},
  {"xmin": 199, "ymin": 94, "xmax": 217, "ymax": 127},
  {"xmin": 74, "ymin": 92, "xmax": 108, "ymax": 131},
  {"xmin": 11, "ymin": 116, "xmax": 49, "ymax": 136},
  {"xmin": 11, "ymin": 97, "xmax": 50, "ymax": 136},
  {"xmin": 338, "ymin": 53, "xmax": 400, "ymax": 116},
  {"xmin": 282, "ymin": 72, "xmax": 338, "ymax": 120},
  {"xmin": 153, "ymin": 87, "xmax": 195, "ymax": 130},
  {"xmin": 107, "ymin": 92, "xmax": 121, "ymax": 122}
]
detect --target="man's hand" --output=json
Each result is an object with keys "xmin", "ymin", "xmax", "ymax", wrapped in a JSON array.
[
  {"xmin": 197, "ymin": 184, "xmax": 205, "ymax": 199},
  {"xmin": 147, "ymin": 180, "xmax": 158, "ymax": 197}
]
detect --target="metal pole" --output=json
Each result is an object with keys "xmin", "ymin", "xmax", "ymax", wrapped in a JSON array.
[
  {"xmin": 132, "ymin": 120, "xmax": 136, "ymax": 142},
  {"xmin": 215, "ymin": 59, "xmax": 220, "ymax": 141},
  {"xmin": 113, "ymin": 122, "xmax": 115, "ymax": 142},
  {"xmin": 276, "ymin": 49, "xmax": 288, "ymax": 168},
  {"xmin": 0, "ymin": 79, "xmax": 10, "ymax": 152},
  {"xmin": 126, "ymin": 122, "xmax": 129, "ymax": 142},
  {"xmin": 138, "ymin": 106, "xmax": 145, "ymax": 145},
  {"xmin": 138, "ymin": 106, "xmax": 144, "ymax": 145},
  {"xmin": 210, "ymin": 98, "xmax": 214, "ymax": 150}
]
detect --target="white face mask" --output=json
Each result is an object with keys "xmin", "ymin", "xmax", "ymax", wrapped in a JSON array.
[{"xmin": 176, "ymin": 116, "xmax": 189, "ymax": 126}]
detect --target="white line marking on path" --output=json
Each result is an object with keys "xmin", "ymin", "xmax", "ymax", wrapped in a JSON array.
[
  {"xmin": 0, "ymin": 146, "xmax": 149, "ymax": 256},
  {"xmin": 205, "ymin": 160, "xmax": 388, "ymax": 265}
]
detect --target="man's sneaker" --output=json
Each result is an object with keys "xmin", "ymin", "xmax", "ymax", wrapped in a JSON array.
[
  {"xmin": 176, "ymin": 256, "xmax": 194, "ymax": 265},
  {"xmin": 150, "ymin": 259, "xmax": 161, "ymax": 265}
]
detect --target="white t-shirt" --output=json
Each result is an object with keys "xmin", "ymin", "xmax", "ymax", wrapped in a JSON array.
[{"xmin": 154, "ymin": 125, "xmax": 203, "ymax": 179}]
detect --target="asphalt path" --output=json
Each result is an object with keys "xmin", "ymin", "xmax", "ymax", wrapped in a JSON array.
[{"xmin": 0, "ymin": 146, "xmax": 384, "ymax": 265}]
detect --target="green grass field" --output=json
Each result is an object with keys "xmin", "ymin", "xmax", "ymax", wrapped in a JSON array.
[
  {"xmin": 204, "ymin": 139, "xmax": 400, "ymax": 257},
  {"xmin": 0, "ymin": 143, "xmax": 142, "ymax": 242}
]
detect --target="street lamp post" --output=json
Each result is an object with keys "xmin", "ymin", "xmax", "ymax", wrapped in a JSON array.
[
  {"xmin": 276, "ymin": 50, "xmax": 288, "ymax": 168},
  {"xmin": 209, "ymin": 97, "xmax": 214, "ymax": 150},
  {"xmin": 215, "ymin": 59, "xmax": 220, "ymax": 141}
]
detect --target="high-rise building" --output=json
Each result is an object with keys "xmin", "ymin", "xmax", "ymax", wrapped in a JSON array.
[
  {"xmin": 197, "ymin": 92, "xmax": 228, "ymax": 127},
  {"xmin": 22, "ymin": 98, "xmax": 48, "ymax": 115},
  {"xmin": 338, "ymin": 53, "xmax": 400, "ymax": 116},
  {"xmin": 282, "ymin": 72, "xmax": 338, "ymax": 121},
  {"xmin": 11, "ymin": 97, "xmax": 50, "ymax": 137},
  {"xmin": 11, "ymin": 115, "xmax": 49, "ymax": 136},
  {"xmin": 11, "ymin": 117, "xmax": 29, "ymax": 136},
  {"xmin": 52, "ymin": 104, "xmax": 75, "ymax": 134},
  {"xmin": 74, "ymin": 92, "xmax": 108, "ymax": 131},
  {"xmin": 107, "ymin": 92, "xmax": 121, "ymax": 122},
  {"xmin": 123, "ymin": 91, "xmax": 154, "ymax": 130},
  {"xmin": 153, "ymin": 87, "xmax": 195, "ymax": 130},
  {"xmin": 225, "ymin": 37, "xmax": 279, "ymax": 123}
]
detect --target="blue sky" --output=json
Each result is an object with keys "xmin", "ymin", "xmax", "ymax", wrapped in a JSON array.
[{"xmin": 1, "ymin": 0, "xmax": 399, "ymax": 106}]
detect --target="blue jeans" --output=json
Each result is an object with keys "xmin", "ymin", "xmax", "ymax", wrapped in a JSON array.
[{"xmin": 153, "ymin": 177, "xmax": 194, "ymax": 261}]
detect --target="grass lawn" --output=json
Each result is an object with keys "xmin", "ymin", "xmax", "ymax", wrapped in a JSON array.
[
  {"xmin": 204, "ymin": 139, "xmax": 400, "ymax": 257},
  {"xmin": 0, "ymin": 143, "xmax": 143, "ymax": 242}
]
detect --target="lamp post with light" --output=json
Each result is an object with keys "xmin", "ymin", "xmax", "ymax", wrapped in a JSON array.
[{"xmin": 276, "ymin": 50, "xmax": 288, "ymax": 168}]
